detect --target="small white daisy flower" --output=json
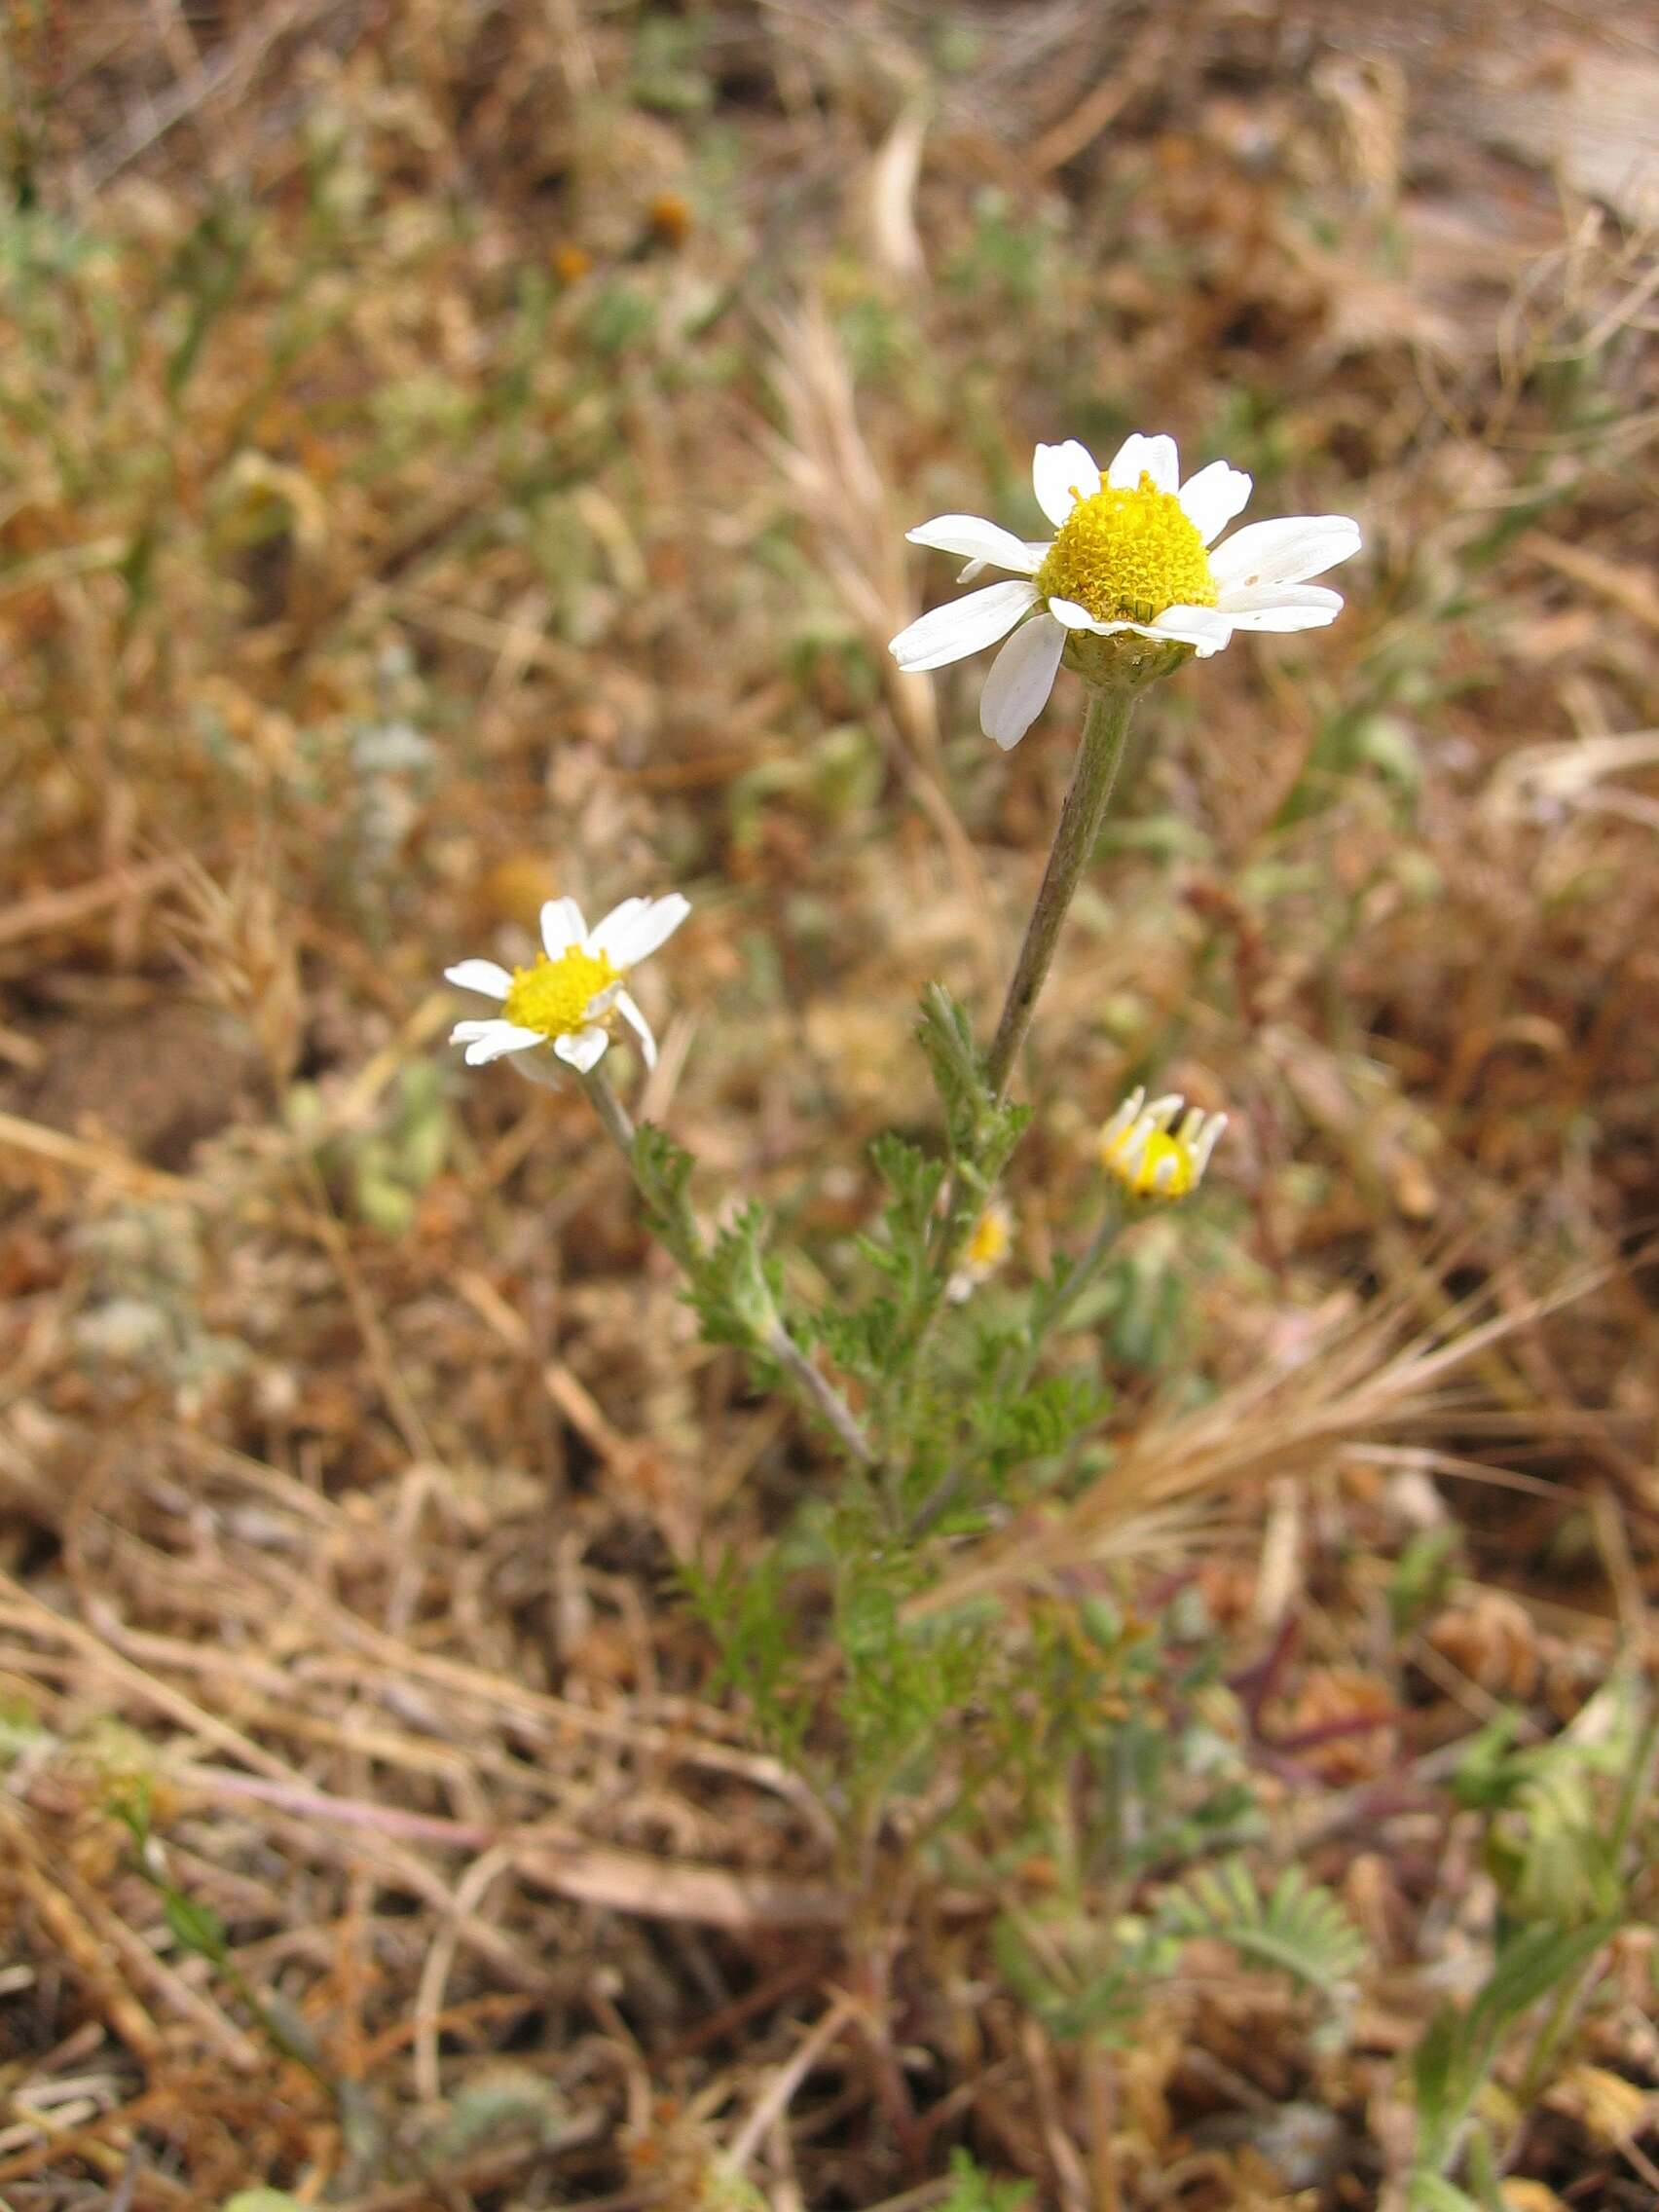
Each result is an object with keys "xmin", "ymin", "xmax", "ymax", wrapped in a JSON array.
[
  {"xmin": 445, "ymin": 893, "xmax": 689, "ymax": 1078},
  {"xmin": 1099, "ymin": 1087, "xmax": 1228, "ymax": 1202},
  {"xmin": 889, "ymin": 432, "xmax": 1362, "ymax": 750}
]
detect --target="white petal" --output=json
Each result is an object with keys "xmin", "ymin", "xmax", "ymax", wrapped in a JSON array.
[
  {"xmin": 509, "ymin": 1051, "xmax": 564, "ymax": 1090},
  {"xmin": 979, "ymin": 614, "xmax": 1064, "ymax": 752},
  {"xmin": 1178, "ymin": 459, "xmax": 1253, "ymax": 544},
  {"xmin": 959, "ymin": 538, "xmax": 1049, "ymax": 584},
  {"xmin": 1032, "ymin": 440, "xmax": 1101, "ymax": 527},
  {"xmin": 1102, "ymin": 1089, "xmax": 1145, "ymax": 1149},
  {"xmin": 1192, "ymin": 1114, "xmax": 1228, "ymax": 1173},
  {"xmin": 586, "ymin": 897, "xmax": 645, "ymax": 960},
  {"xmin": 1149, "ymin": 605, "xmax": 1235, "ymax": 656},
  {"xmin": 612, "ymin": 989, "xmax": 658, "ymax": 1068},
  {"xmin": 540, "ymin": 897, "xmax": 587, "ymax": 959},
  {"xmin": 444, "ymin": 959, "xmax": 512, "ymax": 1000},
  {"xmin": 1209, "ymin": 515, "xmax": 1361, "ymax": 591},
  {"xmin": 1047, "ymin": 596, "xmax": 1124, "ymax": 635},
  {"xmin": 1050, "ymin": 598, "xmax": 1234, "ymax": 657},
  {"xmin": 906, "ymin": 515, "xmax": 1043, "ymax": 574},
  {"xmin": 552, "ymin": 1027, "xmax": 608, "ymax": 1074},
  {"xmin": 1106, "ymin": 432, "xmax": 1179, "ymax": 494},
  {"xmin": 1218, "ymin": 582, "xmax": 1345, "ymax": 632},
  {"xmin": 454, "ymin": 1018, "xmax": 544, "ymax": 1065},
  {"xmin": 591, "ymin": 891, "xmax": 690, "ymax": 967},
  {"xmin": 889, "ymin": 579, "xmax": 1041, "ymax": 673}
]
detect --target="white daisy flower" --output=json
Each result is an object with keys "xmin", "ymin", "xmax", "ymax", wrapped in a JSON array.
[
  {"xmin": 889, "ymin": 432, "xmax": 1362, "ymax": 750},
  {"xmin": 445, "ymin": 893, "xmax": 689, "ymax": 1078},
  {"xmin": 1099, "ymin": 1087, "xmax": 1228, "ymax": 1202}
]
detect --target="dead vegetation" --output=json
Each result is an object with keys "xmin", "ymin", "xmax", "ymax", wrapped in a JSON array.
[{"xmin": 1, "ymin": 3, "xmax": 1657, "ymax": 2207}]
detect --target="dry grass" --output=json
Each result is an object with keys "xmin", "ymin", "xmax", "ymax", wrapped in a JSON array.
[{"xmin": 2, "ymin": 3, "xmax": 1657, "ymax": 2207}]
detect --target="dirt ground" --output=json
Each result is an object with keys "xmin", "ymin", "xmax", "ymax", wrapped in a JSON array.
[{"xmin": 2, "ymin": 3, "xmax": 1657, "ymax": 2207}]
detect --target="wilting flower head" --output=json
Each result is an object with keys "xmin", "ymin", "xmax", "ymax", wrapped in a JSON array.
[
  {"xmin": 446, "ymin": 893, "xmax": 689, "ymax": 1077},
  {"xmin": 1099, "ymin": 1088, "xmax": 1227, "ymax": 1202},
  {"xmin": 890, "ymin": 432, "xmax": 1361, "ymax": 749},
  {"xmin": 947, "ymin": 1198, "xmax": 1014, "ymax": 1304}
]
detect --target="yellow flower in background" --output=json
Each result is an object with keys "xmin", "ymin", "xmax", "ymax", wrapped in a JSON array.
[
  {"xmin": 1099, "ymin": 1088, "xmax": 1228, "ymax": 1201},
  {"xmin": 446, "ymin": 893, "xmax": 689, "ymax": 1077},
  {"xmin": 889, "ymin": 432, "xmax": 1361, "ymax": 749},
  {"xmin": 646, "ymin": 192, "xmax": 692, "ymax": 246},
  {"xmin": 948, "ymin": 1198, "xmax": 1014, "ymax": 1303}
]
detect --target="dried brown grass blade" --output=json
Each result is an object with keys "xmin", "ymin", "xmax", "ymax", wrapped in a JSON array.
[
  {"xmin": 765, "ymin": 299, "xmax": 999, "ymax": 990},
  {"xmin": 513, "ymin": 1831, "xmax": 847, "ymax": 1930},
  {"xmin": 923, "ymin": 1259, "xmax": 1611, "ymax": 1612}
]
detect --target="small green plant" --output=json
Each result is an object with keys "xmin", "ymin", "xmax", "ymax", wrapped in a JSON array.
[
  {"xmin": 630, "ymin": 10, "xmax": 713, "ymax": 113},
  {"xmin": 1405, "ymin": 1673, "xmax": 1655, "ymax": 2196},
  {"xmin": 1160, "ymin": 1857, "xmax": 1368, "ymax": 1998},
  {"xmin": 992, "ymin": 1608, "xmax": 1364, "ymax": 2058},
  {"xmin": 287, "ymin": 1060, "xmax": 453, "ymax": 1235},
  {"xmin": 1000, "ymin": 1849, "xmax": 1368, "ymax": 2060},
  {"xmin": 110, "ymin": 1781, "xmax": 309, "ymax": 2065},
  {"xmin": 939, "ymin": 2147, "xmax": 1035, "ymax": 2210}
]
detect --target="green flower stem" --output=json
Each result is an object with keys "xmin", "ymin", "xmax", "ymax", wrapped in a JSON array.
[
  {"xmin": 922, "ymin": 682, "xmax": 1139, "ymax": 1313},
  {"xmin": 904, "ymin": 1460, "xmax": 966, "ymax": 1540},
  {"xmin": 1014, "ymin": 1196, "xmax": 1126, "ymax": 1385},
  {"xmin": 581, "ymin": 1061, "xmax": 658, "ymax": 1193},
  {"xmin": 762, "ymin": 1316, "xmax": 879, "ymax": 1471},
  {"xmin": 985, "ymin": 681, "xmax": 1138, "ymax": 1102},
  {"xmin": 579, "ymin": 1066, "xmax": 876, "ymax": 1469}
]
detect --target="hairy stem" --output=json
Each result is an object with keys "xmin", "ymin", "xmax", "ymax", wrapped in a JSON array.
[
  {"xmin": 581, "ymin": 1060, "xmax": 648, "ymax": 1176},
  {"xmin": 986, "ymin": 682, "xmax": 1138, "ymax": 1101},
  {"xmin": 579, "ymin": 1066, "xmax": 876, "ymax": 1468},
  {"xmin": 762, "ymin": 1318, "xmax": 878, "ymax": 1469},
  {"xmin": 1015, "ymin": 1198, "xmax": 1126, "ymax": 1385},
  {"xmin": 921, "ymin": 683, "xmax": 1139, "ymax": 1323}
]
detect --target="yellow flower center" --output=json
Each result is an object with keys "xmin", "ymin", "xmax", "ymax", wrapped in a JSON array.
[
  {"xmin": 966, "ymin": 1205, "xmax": 1012, "ymax": 1271},
  {"xmin": 1036, "ymin": 473, "xmax": 1216, "ymax": 624},
  {"xmin": 1103, "ymin": 1126, "xmax": 1196, "ymax": 1200},
  {"xmin": 501, "ymin": 946, "xmax": 619, "ymax": 1038}
]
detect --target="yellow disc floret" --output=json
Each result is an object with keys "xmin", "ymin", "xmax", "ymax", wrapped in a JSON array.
[
  {"xmin": 1036, "ymin": 472, "xmax": 1216, "ymax": 624},
  {"xmin": 502, "ymin": 946, "xmax": 619, "ymax": 1038},
  {"xmin": 1103, "ymin": 1125, "xmax": 1196, "ymax": 1199},
  {"xmin": 966, "ymin": 1204, "xmax": 1012, "ymax": 1272}
]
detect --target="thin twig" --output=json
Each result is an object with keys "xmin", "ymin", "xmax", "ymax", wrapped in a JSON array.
[
  {"xmin": 75, "ymin": 0, "xmax": 326, "ymax": 194},
  {"xmin": 722, "ymin": 1991, "xmax": 858, "ymax": 2175},
  {"xmin": 1086, "ymin": 2045, "xmax": 1121, "ymax": 2212}
]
